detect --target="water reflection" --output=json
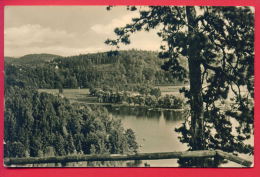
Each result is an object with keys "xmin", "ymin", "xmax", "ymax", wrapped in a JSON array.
[
  {"xmin": 106, "ymin": 106, "xmax": 253, "ymax": 167},
  {"xmin": 106, "ymin": 105, "xmax": 188, "ymax": 167},
  {"xmin": 105, "ymin": 105, "xmax": 185, "ymax": 121},
  {"xmin": 105, "ymin": 106, "xmax": 162, "ymax": 118}
]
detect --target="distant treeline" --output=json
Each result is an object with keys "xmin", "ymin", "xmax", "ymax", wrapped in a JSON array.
[
  {"xmin": 4, "ymin": 85, "xmax": 138, "ymax": 158},
  {"xmin": 5, "ymin": 53, "xmax": 60, "ymax": 65},
  {"xmin": 5, "ymin": 50, "xmax": 187, "ymax": 89},
  {"xmin": 90, "ymin": 88, "xmax": 184, "ymax": 109}
]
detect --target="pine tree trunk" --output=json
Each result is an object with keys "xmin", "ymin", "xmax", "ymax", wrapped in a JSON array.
[{"xmin": 186, "ymin": 6, "xmax": 205, "ymax": 151}]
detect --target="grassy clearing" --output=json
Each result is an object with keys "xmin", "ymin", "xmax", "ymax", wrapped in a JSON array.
[{"xmin": 158, "ymin": 85, "xmax": 187, "ymax": 98}]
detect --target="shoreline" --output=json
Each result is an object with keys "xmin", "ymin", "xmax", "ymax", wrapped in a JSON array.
[{"xmin": 83, "ymin": 102, "xmax": 186, "ymax": 112}]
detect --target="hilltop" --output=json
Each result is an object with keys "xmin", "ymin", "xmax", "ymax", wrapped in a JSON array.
[
  {"xmin": 5, "ymin": 50, "xmax": 187, "ymax": 89},
  {"xmin": 5, "ymin": 53, "xmax": 61, "ymax": 65}
]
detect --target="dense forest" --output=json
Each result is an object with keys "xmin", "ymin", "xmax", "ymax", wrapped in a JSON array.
[
  {"xmin": 4, "ymin": 85, "xmax": 138, "ymax": 159},
  {"xmin": 5, "ymin": 50, "xmax": 187, "ymax": 90}
]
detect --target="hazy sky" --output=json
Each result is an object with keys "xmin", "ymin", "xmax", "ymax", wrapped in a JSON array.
[{"xmin": 4, "ymin": 6, "xmax": 161, "ymax": 57}]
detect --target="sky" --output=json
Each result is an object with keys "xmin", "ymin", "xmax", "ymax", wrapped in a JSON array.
[{"xmin": 4, "ymin": 6, "xmax": 162, "ymax": 57}]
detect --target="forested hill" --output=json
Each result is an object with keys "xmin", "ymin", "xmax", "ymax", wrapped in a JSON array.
[
  {"xmin": 5, "ymin": 54, "xmax": 60, "ymax": 65},
  {"xmin": 5, "ymin": 51, "xmax": 141, "ymax": 161},
  {"xmin": 5, "ymin": 86, "xmax": 138, "ymax": 159},
  {"xmin": 5, "ymin": 50, "xmax": 187, "ymax": 89}
]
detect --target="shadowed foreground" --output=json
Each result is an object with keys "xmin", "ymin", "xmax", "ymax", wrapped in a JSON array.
[{"xmin": 4, "ymin": 150, "xmax": 252, "ymax": 167}]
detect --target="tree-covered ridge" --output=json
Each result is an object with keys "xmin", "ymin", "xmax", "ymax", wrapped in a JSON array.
[
  {"xmin": 5, "ymin": 50, "xmax": 187, "ymax": 89},
  {"xmin": 5, "ymin": 53, "xmax": 60, "ymax": 65},
  {"xmin": 4, "ymin": 86, "xmax": 138, "ymax": 158}
]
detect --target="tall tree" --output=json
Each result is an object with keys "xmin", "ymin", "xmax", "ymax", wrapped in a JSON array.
[{"xmin": 106, "ymin": 6, "xmax": 254, "ymax": 155}]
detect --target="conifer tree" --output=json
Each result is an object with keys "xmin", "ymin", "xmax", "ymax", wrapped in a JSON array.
[{"xmin": 106, "ymin": 6, "xmax": 254, "ymax": 155}]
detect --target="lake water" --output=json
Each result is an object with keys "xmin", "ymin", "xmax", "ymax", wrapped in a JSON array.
[
  {"xmin": 107, "ymin": 106, "xmax": 188, "ymax": 167},
  {"xmin": 106, "ymin": 106, "xmax": 253, "ymax": 167}
]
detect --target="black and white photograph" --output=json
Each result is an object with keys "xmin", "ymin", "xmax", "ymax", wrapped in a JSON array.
[{"xmin": 4, "ymin": 6, "xmax": 254, "ymax": 167}]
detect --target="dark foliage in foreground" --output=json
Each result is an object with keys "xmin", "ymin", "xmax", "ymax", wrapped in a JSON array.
[
  {"xmin": 4, "ymin": 86, "xmax": 138, "ymax": 158},
  {"xmin": 106, "ymin": 6, "xmax": 254, "ymax": 167}
]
